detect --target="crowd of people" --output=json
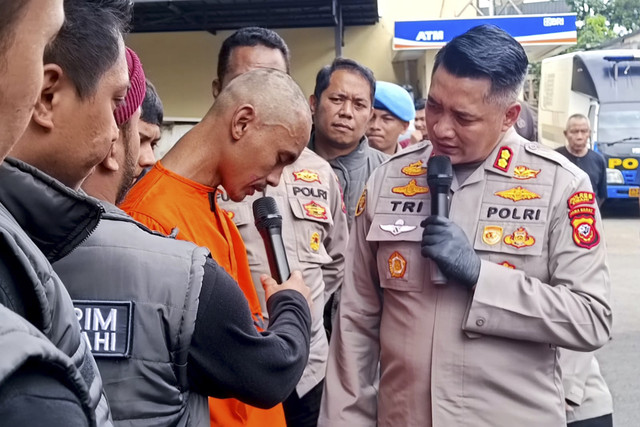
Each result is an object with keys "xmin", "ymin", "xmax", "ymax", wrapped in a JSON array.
[{"xmin": 0, "ymin": 1, "xmax": 613, "ymax": 427}]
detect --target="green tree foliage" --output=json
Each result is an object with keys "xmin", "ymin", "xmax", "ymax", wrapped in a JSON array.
[
  {"xmin": 575, "ymin": 14, "xmax": 616, "ymax": 50},
  {"xmin": 567, "ymin": 0, "xmax": 640, "ymax": 32}
]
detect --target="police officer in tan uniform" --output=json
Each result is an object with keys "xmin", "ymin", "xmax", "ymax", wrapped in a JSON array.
[
  {"xmin": 320, "ymin": 25, "xmax": 612, "ymax": 427},
  {"xmin": 214, "ymin": 28, "xmax": 349, "ymax": 427}
]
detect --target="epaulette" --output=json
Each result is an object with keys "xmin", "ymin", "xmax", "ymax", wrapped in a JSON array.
[
  {"xmin": 522, "ymin": 141, "xmax": 585, "ymax": 178},
  {"xmin": 387, "ymin": 140, "xmax": 431, "ymax": 162}
]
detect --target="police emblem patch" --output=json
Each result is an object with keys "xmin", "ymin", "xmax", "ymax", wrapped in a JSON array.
[
  {"xmin": 388, "ymin": 251, "xmax": 407, "ymax": 278},
  {"xmin": 482, "ymin": 226, "xmax": 503, "ymax": 245},
  {"xmin": 513, "ymin": 165, "xmax": 541, "ymax": 180},
  {"xmin": 293, "ymin": 169, "xmax": 321, "ymax": 184},
  {"xmin": 310, "ymin": 232, "xmax": 320, "ymax": 252},
  {"xmin": 493, "ymin": 146, "xmax": 513, "ymax": 172},
  {"xmin": 568, "ymin": 206, "xmax": 600, "ymax": 249},
  {"xmin": 503, "ymin": 227, "xmax": 535, "ymax": 248},
  {"xmin": 499, "ymin": 261, "xmax": 516, "ymax": 269},
  {"xmin": 391, "ymin": 179, "xmax": 429, "ymax": 197},
  {"xmin": 355, "ymin": 189, "xmax": 367, "ymax": 217},
  {"xmin": 401, "ymin": 160, "xmax": 427, "ymax": 177},
  {"xmin": 73, "ymin": 300, "xmax": 133, "ymax": 358},
  {"xmin": 494, "ymin": 186, "xmax": 541, "ymax": 202},
  {"xmin": 303, "ymin": 201, "xmax": 328, "ymax": 220}
]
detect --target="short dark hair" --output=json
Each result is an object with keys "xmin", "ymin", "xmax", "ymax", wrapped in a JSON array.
[
  {"xmin": 433, "ymin": 25, "xmax": 527, "ymax": 105},
  {"xmin": 313, "ymin": 57, "xmax": 376, "ymax": 103},
  {"xmin": 43, "ymin": 0, "xmax": 132, "ymax": 99},
  {"xmin": 414, "ymin": 98, "xmax": 426, "ymax": 111},
  {"xmin": 217, "ymin": 27, "xmax": 290, "ymax": 80},
  {"xmin": 0, "ymin": 0, "xmax": 29, "ymax": 62},
  {"xmin": 141, "ymin": 80, "xmax": 163, "ymax": 127}
]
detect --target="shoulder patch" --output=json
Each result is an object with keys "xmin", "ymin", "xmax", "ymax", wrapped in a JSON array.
[{"xmin": 355, "ymin": 189, "xmax": 367, "ymax": 217}]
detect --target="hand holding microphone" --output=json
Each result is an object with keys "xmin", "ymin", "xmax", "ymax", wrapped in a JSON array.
[
  {"xmin": 421, "ymin": 156, "xmax": 480, "ymax": 289},
  {"xmin": 253, "ymin": 196, "xmax": 311, "ymax": 307}
]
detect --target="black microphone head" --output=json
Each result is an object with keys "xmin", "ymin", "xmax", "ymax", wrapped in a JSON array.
[
  {"xmin": 427, "ymin": 155, "xmax": 453, "ymax": 189},
  {"xmin": 253, "ymin": 196, "xmax": 283, "ymax": 231}
]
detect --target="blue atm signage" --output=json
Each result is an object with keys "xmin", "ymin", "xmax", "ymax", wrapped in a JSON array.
[{"xmin": 394, "ymin": 14, "xmax": 576, "ymax": 50}]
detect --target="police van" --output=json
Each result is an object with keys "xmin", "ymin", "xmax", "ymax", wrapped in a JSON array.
[{"xmin": 538, "ymin": 50, "xmax": 640, "ymax": 203}]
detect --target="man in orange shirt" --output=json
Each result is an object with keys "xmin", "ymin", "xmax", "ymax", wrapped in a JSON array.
[{"xmin": 121, "ymin": 68, "xmax": 312, "ymax": 427}]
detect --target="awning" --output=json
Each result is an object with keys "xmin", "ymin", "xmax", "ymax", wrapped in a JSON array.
[
  {"xmin": 393, "ymin": 13, "xmax": 577, "ymax": 63},
  {"xmin": 131, "ymin": 0, "xmax": 379, "ymax": 33}
]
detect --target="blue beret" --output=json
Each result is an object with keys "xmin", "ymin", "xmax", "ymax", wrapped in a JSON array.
[{"xmin": 373, "ymin": 81, "xmax": 415, "ymax": 122}]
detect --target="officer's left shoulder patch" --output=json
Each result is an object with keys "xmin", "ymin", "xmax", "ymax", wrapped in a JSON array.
[
  {"xmin": 74, "ymin": 300, "xmax": 133, "ymax": 358},
  {"xmin": 567, "ymin": 191, "xmax": 600, "ymax": 249},
  {"xmin": 355, "ymin": 189, "xmax": 367, "ymax": 217}
]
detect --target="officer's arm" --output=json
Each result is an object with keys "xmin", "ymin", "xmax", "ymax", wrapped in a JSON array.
[
  {"xmin": 559, "ymin": 348, "xmax": 595, "ymax": 406},
  {"xmin": 465, "ymin": 172, "xmax": 612, "ymax": 351},
  {"xmin": 322, "ymin": 172, "xmax": 349, "ymax": 301},
  {"xmin": 187, "ymin": 257, "xmax": 311, "ymax": 408}
]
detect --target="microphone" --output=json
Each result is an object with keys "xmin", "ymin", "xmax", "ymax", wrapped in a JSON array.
[
  {"xmin": 426, "ymin": 155, "xmax": 453, "ymax": 285},
  {"xmin": 253, "ymin": 196, "xmax": 291, "ymax": 284}
]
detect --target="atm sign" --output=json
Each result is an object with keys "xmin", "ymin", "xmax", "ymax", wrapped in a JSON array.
[{"xmin": 608, "ymin": 158, "xmax": 639, "ymax": 169}]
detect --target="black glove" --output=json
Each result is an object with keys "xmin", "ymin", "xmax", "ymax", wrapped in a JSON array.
[{"xmin": 420, "ymin": 215, "xmax": 481, "ymax": 289}]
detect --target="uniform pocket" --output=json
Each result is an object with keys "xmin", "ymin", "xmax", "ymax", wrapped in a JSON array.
[{"xmin": 287, "ymin": 198, "xmax": 332, "ymax": 264}]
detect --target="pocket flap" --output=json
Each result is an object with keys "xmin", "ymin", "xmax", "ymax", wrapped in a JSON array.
[{"xmin": 288, "ymin": 197, "xmax": 333, "ymax": 225}]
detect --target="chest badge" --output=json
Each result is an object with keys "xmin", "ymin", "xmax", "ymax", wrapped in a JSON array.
[
  {"xmin": 392, "ymin": 179, "xmax": 429, "ymax": 197},
  {"xmin": 388, "ymin": 251, "xmax": 407, "ymax": 279},
  {"xmin": 499, "ymin": 261, "xmax": 516, "ymax": 269},
  {"xmin": 495, "ymin": 186, "xmax": 541, "ymax": 202},
  {"xmin": 401, "ymin": 160, "xmax": 427, "ymax": 177},
  {"xmin": 355, "ymin": 189, "xmax": 367, "ymax": 217},
  {"xmin": 303, "ymin": 201, "xmax": 328, "ymax": 220},
  {"xmin": 380, "ymin": 219, "xmax": 417, "ymax": 236},
  {"xmin": 293, "ymin": 169, "xmax": 321, "ymax": 184},
  {"xmin": 310, "ymin": 232, "xmax": 320, "ymax": 252},
  {"xmin": 513, "ymin": 165, "xmax": 541, "ymax": 180},
  {"xmin": 482, "ymin": 225, "xmax": 503, "ymax": 245},
  {"xmin": 504, "ymin": 227, "xmax": 535, "ymax": 248},
  {"xmin": 493, "ymin": 146, "xmax": 513, "ymax": 172}
]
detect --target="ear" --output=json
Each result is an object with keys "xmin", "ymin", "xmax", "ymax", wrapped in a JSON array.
[
  {"xmin": 102, "ymin": 140, "xmax": 120, "ymax": 172},
  {"xmin": 32, "ymin": 64, "xmax": 64, "ymax": 130},
  {"xmin": 502, "ymin": 102, "xmax": 521, "ymax": 132},
  {"xmin": 402, "ymin": 121, "xmax": 410, "ymax": 133},
  {"xmin": 230, "ymin": 104, "xmax": 256, "ymax": 141},
  {"xmin": 212, "ymin": 78, "xmax": 221, "ymax": 98},
  {"xmin": 309, "ymin": 94, "xmax": 317, "ymax": 115}
]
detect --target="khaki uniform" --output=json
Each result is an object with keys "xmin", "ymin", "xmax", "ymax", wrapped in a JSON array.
[
  {"xmin": 561, "ymin": 349, "xmax": 613, "ymax": 423},
  {"xmin": 219, "ymin": 147, "xmax": 348, "ymax": 397},
  {"xmin": 320, "ymin": 129, "xmax": 612, "ymax": 426}
]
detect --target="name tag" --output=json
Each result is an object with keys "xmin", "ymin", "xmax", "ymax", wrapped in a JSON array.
[{"xmin": 73, "ymin": 300, "xmax": 133, "ymax": 358}]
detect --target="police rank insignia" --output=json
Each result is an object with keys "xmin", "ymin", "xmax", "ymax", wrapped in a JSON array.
[
  {"xmin": 567, "ymin": 191, "xmax": 599, "ymax": 249},
  {"xmin": 499, "ymin": 261, "xmax": 516, "ymax": 269},
  {"xmin": 493, "ymin": 146, "xmax": 513, "ymax": 172},
  {"xmin": 310, "ymin": 232, "xmax": 320, "ymax": 252},
  {"xmin": 355, "ymin": 189, "xmax": 367, "ymax": 217},
  {"xmin": 303, "ymin": 201, "xmax": 328, "ymax": 220},
  {"xmin": 401, "ymin": 160, "xmax": 427, "ymax": 177},
  {"xmin": 392, "ymin": 179, "xmax": 429, "ymax": 197},
  {"xmin": 482, "ymin": 226, "xmax": 503, "ymax": 245},
  {"xmin": 293, "ymin": 169, "xmax": 321, "ymax": 183},
  {"xmin": 380, "ymin": 219, "xmax": 416, "ymax": 236},
  {"xmin": 388, "ymin": 251, "xmax": 407, "ymax": 278},
  {"xmin": 504, "ymin": 227, "xmax": 535, "ymax": 248},
  {"xmin": 513, "ymin": 165, "xmax": 541, "ymax": 180},
  {"xmin": 494, "ymin": 186, "xmax": 541, "ymax": 202}
]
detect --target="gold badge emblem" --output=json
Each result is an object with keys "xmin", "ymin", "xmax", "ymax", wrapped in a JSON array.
[
  {"xmin": 494, "ymin": 186, "xmax": 541, "ymax": 202},
  {"xmin": 568, "ymin": 191, "xmax": 595, "ymax": 209},
  {"xmin": 392, "ymin": 179, "xmax": 429, "ymax": 197},
  {"xmin": 310, "ymin": 232, "xmax": 320, "ymax": 252},
  {"xmin": 401, "ymin": 160, "xmax": 427, "ymax": 177},
  {"xmin": 504, "ymin": 227, "xmax": 535, "ymax": 248},
  {"xmin": 293, "ymin": 169, "xmax": 321, "ymax": 184},
  {"xmin": 513, "ymin": 165, "xmax": 541, "ymax": 180},
  {"xmin": 388, "ymin": 251, "xmax": 407, "ymax": 279},
  {"xmin": 493, "ymin": 146, "xmax": 513, "ymax": 172},
  {"xmin": 355, "ymin": 189, "xmax": 366, "ymax": 217},
  {"xmin": 499, "ymin": 261, "xmax": 516, "ymax": 269},
  {"xmin": 482, "ymin": 226, "xmax": 503, "ymax": 245},
  {"xmin": 303, "ymin": 201, "xmax": 328, "ymax": 220}
]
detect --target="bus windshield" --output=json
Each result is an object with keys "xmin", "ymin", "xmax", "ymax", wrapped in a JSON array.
[{"xmin": 597, "ymin": 103, "xmax": 640, "ymax": 145}]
